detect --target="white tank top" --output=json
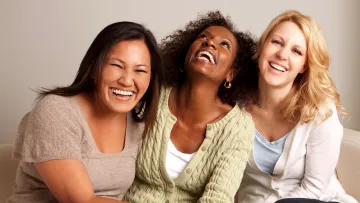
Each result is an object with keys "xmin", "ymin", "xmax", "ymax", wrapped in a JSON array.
[{"xmin": 165, "ymin": 139, "xmax": 195, "ymax": 179}]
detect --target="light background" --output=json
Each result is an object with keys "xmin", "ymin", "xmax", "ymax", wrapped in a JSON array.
[{"xmin": 1, "ymin": 0, "xmax": 359, "ymax": 143}]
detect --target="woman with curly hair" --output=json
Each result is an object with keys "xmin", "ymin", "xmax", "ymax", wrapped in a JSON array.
[
  {"xmin": 123, "ymin": 11, "xmax": 257, "ymax": 203},
  {"xmin": 235, "ymin": 10, "xmax": 357, "ymax": 203}
]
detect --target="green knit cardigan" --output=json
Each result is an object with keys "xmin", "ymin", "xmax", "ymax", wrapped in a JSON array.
[{"xmin": 124, "ymin": 87, "xmax": 255, "ymax": 203}]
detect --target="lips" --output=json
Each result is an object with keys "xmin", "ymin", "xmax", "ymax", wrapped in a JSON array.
[
  {"xmin": 111, "ymin": 88, "xmax": 134, "ymax": 96},
  {"xmin": 195, "ymin": 49, "xmax": 217, "ymax": 64},
  {"xmin": 269, "ymin": 62, "xmax": 287, "ymax": 72}
]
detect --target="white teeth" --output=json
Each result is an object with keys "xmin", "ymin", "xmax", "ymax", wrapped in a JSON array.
[
  {"xmin": 270, "ymin": 63, "xmax": 287, "ymax": 72},
  {"xmin": 111, "ymin": 88, "xmax": 133, "ymax": 96},
  {"xmin": 196, "ymin": 51, "xmax": 215, "ymax": 64}
]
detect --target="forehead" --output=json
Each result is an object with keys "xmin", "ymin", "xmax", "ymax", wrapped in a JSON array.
[
  {"xmin": 109, "ymin": 39, "xmax": 148, "ymax": 53},
  {"xmin": 271, "ymin": 21, "xmax": 307, "ymax": 48},
  {"xmin": 202, "ymin": 26, "xmax": 236, "ymax": 41}
]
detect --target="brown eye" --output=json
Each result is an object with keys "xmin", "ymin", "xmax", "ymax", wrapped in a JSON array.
[{"xmin": 221, "ymin": 41, "xmax": 230, "ymax": 49}]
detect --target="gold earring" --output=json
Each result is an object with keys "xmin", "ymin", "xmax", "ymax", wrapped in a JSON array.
[{"xmin": 224, "ymin": 81, "xmax": 232, "ymax": 89}]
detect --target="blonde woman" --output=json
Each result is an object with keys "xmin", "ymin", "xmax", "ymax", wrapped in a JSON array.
[{"xmin": 235, "ymin": 10, "xmax": 358, "ymax": 203}]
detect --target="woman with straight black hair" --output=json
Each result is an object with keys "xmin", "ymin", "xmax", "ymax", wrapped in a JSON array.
[{"xmin": 7, "ymin": 21, "xmax": 163, "ymax": 203}]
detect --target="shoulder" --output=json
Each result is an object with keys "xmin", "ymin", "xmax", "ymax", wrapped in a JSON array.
[
  {"xmin": 215, "ymin": 105, "xmax": 255, "ymax": 143},
  {"xmin": 230, "ymin": 105, "xmax": 255, "ymax": 129},
  {"xmin": 235, "ymin": 108, "xmax": 255, "ymax": 143},
  {"xmin": 313, "ymin": 103, "xmax": 342, "ymax": 128},
  {"xmin": 13, "ymin": 95, "xmax": 84, "ymax": 162},
  {"xmin": 296, "ymin": 103, "xmax": 343, "ymax": 141},
  {"xmin": 317, "ymin": 103, "xmax": 337, "ymax": 118},
  {"xmin": 296, "ymin": 103, "xmax": 342, "ymax": 132},
  {"xmin": 34, "ymin": 94, "xmax": 74, "ymax": 113},
  {"xmin": 155, "ymin": 86, "xmax": 175, "ymax": 121},
  {"xmin": 31, "ymin": 94, "xmax": 81, "ymax": 127},
  {"xmin": 157, "ymin": 86, "xmax": 171, "ymax": 110}
]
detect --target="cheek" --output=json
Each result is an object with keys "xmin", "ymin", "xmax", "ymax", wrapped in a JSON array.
[
  {"xmin": 219, "ymin": 50, "xmax": 232, "ymax": 64},
  {"xmin": 186, "ymin": 42, "xmax": 199, "ymax": 61},
  {"xmin": 258, "ymin": 54, "xmax": 267, "ymax": 70},
  {"xmin": 136, "ymin": 74, "xmax": 151, "ymax": 93},
  {"xmin": 259, "ymin": 43, "xmax": 274, "ymax": 59},
  {"xmin": 185, "ymin": 47, "xmax": 194, "ymax": 62},
  {"xmin": 102, "ymin": 68, "xmax": 121, "ymax": 83},
  {"xmin": 292, "ymin": 58, "xmax": 306, "ymax": 73},
  {"xmin": 184, "ymin": 52, "xmax": 191, "ymax": 64}
]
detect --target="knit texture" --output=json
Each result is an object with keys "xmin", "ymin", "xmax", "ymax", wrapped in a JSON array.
[
  {"xmin": 124, "ymin": 87, "xmax": 255, "ymax": 203},
  {"xmin": 7, "ymin": 95, "xmax": 142, "ymax": 203}
]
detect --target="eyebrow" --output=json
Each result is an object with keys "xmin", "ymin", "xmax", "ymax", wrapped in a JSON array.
[{"xmin": 108, "ymin": 57, "xmax": 150, "ymax": 68}]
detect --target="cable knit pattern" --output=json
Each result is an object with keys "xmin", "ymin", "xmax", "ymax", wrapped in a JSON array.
[{"xmin": 123, "ymin": 87, "xmax": 255, "ymax": 203}]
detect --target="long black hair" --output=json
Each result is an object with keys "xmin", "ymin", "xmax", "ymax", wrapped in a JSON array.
[{"xmin": 37, "ymin": 21, "xmax": 163, "ymax": 134}]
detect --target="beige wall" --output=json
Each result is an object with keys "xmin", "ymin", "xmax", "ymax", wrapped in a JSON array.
[{"xmin": 0, "ymin": 0, "xmax": 359, "ymax": 143}]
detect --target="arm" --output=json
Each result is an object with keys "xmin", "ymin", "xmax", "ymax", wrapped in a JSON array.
[
  {"xmin": 282, "ymin": 105, "xmax": 343, "ymax": 199},
  {"xmin": 19, "ymin": 96, "xmax": 128, "ymax": 203},
  {"xmin": 198, "ymin": 120, "xmax": 254, "ymax": 203},
  {"xmin": 36, "ymin": 160, "xmax": 128, "ymax": 203}
]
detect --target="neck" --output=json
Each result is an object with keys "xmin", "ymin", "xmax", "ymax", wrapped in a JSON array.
[
  {"xmin": 257, "ymin": 77, "xmax": 293, "ymax": 113},
  {"xmin": 88, "ymin": 93, "xmax": 127, "ymax": 125},
  {"xmin": 173, "ymin": 79, "xmax": 223, "ymax": 125}
]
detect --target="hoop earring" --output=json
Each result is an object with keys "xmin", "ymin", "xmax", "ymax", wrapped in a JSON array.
[{"xmin": 224, "ymin": 81, "xmax": 232, "ymax": 89}]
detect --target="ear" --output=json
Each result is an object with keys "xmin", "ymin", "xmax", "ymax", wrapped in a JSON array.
[{"xmin": 226, "ymin": 68, "xmax": 235, "ymax": 82}]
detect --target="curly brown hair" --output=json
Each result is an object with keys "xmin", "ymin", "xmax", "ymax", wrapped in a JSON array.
[{"xmin": 160, "ymin": 11, "xmax": 258, "ymax": 106}]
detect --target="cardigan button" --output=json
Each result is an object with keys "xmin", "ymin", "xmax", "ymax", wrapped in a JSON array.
[
  {"xmin": 201, "ymin": 146, "xmax": 207, "ymax": 151},
  {"xmin": 186, "ymin": 168, "xmax": 192, "ymax": 174}
]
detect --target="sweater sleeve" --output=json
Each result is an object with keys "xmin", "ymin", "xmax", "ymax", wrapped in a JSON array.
[
  {"xmin": 281, "ymin": 103, "xmax": 343, "ymax": 199},
  {"xmin": 198, "ymin": 119, "xmax": 255, "ymax": 203},
  {"xmin": 13, "ymin": 95, "xmax": 83, "ymax": 163}
]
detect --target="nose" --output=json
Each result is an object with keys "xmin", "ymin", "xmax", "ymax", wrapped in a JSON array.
[
  {"xmin": 276, "ymin": 47, "xmax": 289, "ymax": 60},
  {"xmin": 201, "ymin": 38, "xmax": 216, "ymax": 50},
  {"xmin": 118, "ymin": 71, "xmax": 134, "ymax": 87}
]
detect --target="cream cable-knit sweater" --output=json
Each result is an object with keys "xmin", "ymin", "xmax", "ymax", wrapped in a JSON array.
[{"xmin": 124, "ymin": 87, "xmax": 255, "ymax": 203}]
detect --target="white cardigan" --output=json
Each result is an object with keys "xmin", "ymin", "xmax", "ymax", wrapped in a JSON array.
[{"xmin": 236, "ymin": 103, "xmax": 358, "ymax": 203}]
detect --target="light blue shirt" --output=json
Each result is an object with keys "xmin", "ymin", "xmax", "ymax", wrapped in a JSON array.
[{"xmin": 253, "ymin": 129, "xmax": 288, "ymax": 174}]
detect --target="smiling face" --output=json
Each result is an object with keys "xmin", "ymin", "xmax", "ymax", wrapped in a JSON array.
[
  {"xmin": 258, "ymin": 21, "xmax": 307, "ymax": 89},
  {"xmin": 185, "ymin": 26, "xmax": 237, "ymax": 84},
  {"xmin": 97, "ymin": 39, "xmax": 151, "ymax": 114}
]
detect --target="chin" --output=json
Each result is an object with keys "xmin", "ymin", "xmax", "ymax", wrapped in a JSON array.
[
  {"xmin": 263, "ymin": 78, "xmax": 284, "ymax": 88},
  {"xmin": 105, "ymin": 101, "xmax": 136, "ymax": 114},
  {"xmin": 267, "ymin": 80, "xmax": 291, "ymax": 89},
  {"xmin": 266, "ymin": 78, "xmax": 283, "ymax": 85},
  {"xmin": 111, "ymin": 106, "xmax": 134, "ymax": 114},
  {"xmin": 189, "ymin": 65, "xmax": 214, "ymax": 79}
]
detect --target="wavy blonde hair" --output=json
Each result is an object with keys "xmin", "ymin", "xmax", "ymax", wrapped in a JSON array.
[{"xmin": 253, "ymin": 10, "xmax": 343, "ymax": 123}]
